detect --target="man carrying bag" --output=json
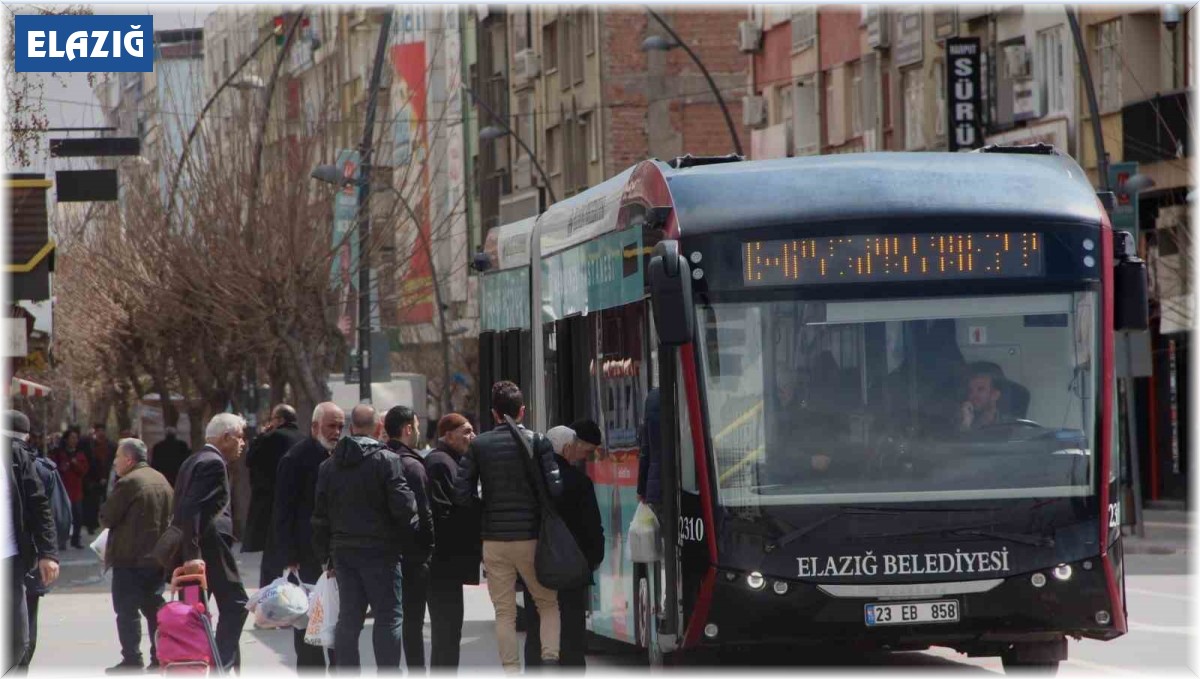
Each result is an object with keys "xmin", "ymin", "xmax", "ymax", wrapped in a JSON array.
[{"xmin": 453, "ymin": 381, "xmax": 580, "ymax": 672}]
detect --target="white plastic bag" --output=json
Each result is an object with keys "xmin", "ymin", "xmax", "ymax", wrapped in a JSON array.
[
  {"xmin": 627, "ymin": 502, "xmax": 662, "ymax": 563},
  {"xmin": 89, "ymin": 529, "xmax": 109, "ymax": 563},
  {"xmin": 247, "ymin": 570, "xmax": 310, "ymax": 628},
  {"xmin": 304, "ymin": 572, "xmax": 339, "ymax": 648}
]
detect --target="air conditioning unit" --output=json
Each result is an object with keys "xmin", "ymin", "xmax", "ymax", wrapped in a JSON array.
[
  {"xmin": 1004, "ymin": 44, "xmax": 1032, "ymax": 80},
  {"xmin": 738, "ymin": 21, "xmax": 762, "ymax": 53},
  {"xmin": 514, "ymin": 49, "xmax": 541, "ymax": 86},
  {"xmin": 742, "ymin": 95, "xmax": 767, "ymax": 129}
]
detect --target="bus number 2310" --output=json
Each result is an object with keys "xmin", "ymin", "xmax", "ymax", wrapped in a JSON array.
[{"xmin": 680, "ymin": 517, "xmax": 705, "ymax": 542}]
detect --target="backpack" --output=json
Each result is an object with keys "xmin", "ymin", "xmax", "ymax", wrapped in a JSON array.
[{"xmin": 31, "ymin": 454, "xmax": 73, "ymax": 543}]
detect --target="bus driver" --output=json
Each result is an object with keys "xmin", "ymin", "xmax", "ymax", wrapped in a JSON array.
[{"xmin": 958, "ymin": 362, "xmax": 1009, "ymax": 431}]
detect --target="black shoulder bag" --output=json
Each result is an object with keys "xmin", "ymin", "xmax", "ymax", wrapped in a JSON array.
[{"xmin": 504, "ymin": 416, "xmax": 590, "ymax": 591}]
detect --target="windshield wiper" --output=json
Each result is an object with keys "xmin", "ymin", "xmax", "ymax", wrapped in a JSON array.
[
  {"xmin": 764, "ymin": 508, "xmax": 902, "ymax": 552},
  {"xmin": 946, "ymin": 528, "xmax": 1055, "ymax": 548}
]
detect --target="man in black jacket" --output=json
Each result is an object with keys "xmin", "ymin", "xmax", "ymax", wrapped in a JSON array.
[
  {"xmin": 273, "ymin": 402, "xmax": 344, "ymax": 670},
  {"xmin": 312, "ymin": 404, "xmax": 419, "ymax": 670},
  {"xmin": 424, "ymin": 414, "xmax": 479, "ymax": 671},
  {"xmin": 453, "ymin": 381, "xmax": 562, "ymax": 672},
  {"xmin": 525, "ymin": 420, "xmax": 605, "ymax": 669},
  {"xmin": 149, "ymin": 428, "xmax": 189, "ymax": 488},
  {"xmin": 4, "ymin": 410, "xmax": 59, "ymax": 674},
  {"xmin": 172, "ymin": 413, "xmax": 248, "ymax": 672},
  {"xmin": 246, "ymin": 404, "xmax": 306, "ymax": 587},
  {"xmin": 384, "ymin": 405, "xmax": 435, "ymax": 674}
]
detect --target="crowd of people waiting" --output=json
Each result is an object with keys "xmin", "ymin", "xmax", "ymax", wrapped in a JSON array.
[{"xmin": 4, "ymin": 379, "xmax": 607, "ymax": 675}]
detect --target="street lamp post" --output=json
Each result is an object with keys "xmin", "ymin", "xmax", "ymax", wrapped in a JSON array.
[
  {"xmin": 464, "ymin": 85, "xmax": 557, "ymax": 205},
  {"xmin": 641, "ymin": 6, "xmax": 744, "ymax": 157}
]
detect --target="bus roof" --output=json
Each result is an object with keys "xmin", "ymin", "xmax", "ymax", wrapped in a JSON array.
[{"xmin": 663, "ymin": 152, "xmax": 1105, "ymax": 237}]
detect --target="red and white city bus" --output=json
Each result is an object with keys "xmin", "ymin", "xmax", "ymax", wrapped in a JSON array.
[{"xmin": 476, "ymin": 147, "xmax": 1147, "ymax": 672}]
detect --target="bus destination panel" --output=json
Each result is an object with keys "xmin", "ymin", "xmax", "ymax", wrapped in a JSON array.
[{"xmin": 742, "ymin": 232, "xmax": 1045, "ymax": 286}]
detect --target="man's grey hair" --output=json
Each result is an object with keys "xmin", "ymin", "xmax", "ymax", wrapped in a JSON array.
[
  {"xmin": 312, "ymin": 402, "xmax": 344, "ymax": 424},
  {"xmin": 118, "ymin": 438, "xmax": 148, "ymax": 463},
  {"xmin": 206, "ymin": 413, "xmax": 247, "ymax": 440}
]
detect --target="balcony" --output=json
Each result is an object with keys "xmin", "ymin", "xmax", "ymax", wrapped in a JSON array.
[{"xmin": 1122, "ymin": 90, "xmax": 1191, "ymax": 163}]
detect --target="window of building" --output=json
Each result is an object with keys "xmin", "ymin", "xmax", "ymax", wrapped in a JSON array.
[
  {"xmin": 1093, "ymin": 18, "xmax": 1121, "ymax": 112},
  {"xmin": 903, "ymin": 68, "xmax": 925, "ymax": 150},
  {"xmin": 850, "ymin": 60, "xmax": 864, "ymax": 138},
  {"xmin": 793, "ymin": 75, "xmax": 820, "ymax": 155},
  {"xmin": 518, "ymin": 92, "xmax": 535, "ymax": 158},
  {"xmin": 571, "ymin": 115, "xmax": 589, "ymax": 192},
  {"xmin": 572, "ymin": 8, "xmax": 586, "ymax": 84},
  {"xmin": 547, "ymin": 124, "xmax": 561, "ymax": 175},
  {"xmin": 773, "ymin": 83, "xmax": 792, "ymax": 126},
  {"xmin": 791, "ymin": 6, "xmax": 817, "ymax": 51},
  {"xmin": 933, "ymin": 59, "xmax": 945, "ymax": 139},
  {"xmin": 583, "ymin": 110, "xmax": 598, "ymax": 163},
  {"xmin": 490, "ymin": 22, "xmax": 507, "ymax": 77},
  {"xmin": 825, "ymin": 70, "xmax": 838, "ymax": 146},
  {"xmin": 583, "ymin": 7, "xmax": 595, "ymax": 55},
  {"xmin": 1036, "ymin": 26, "xmax": 1066, "ymax": 115},
  {"xmin": 543, "ymin": 19, "xmax": 559, "ymax": 72}
]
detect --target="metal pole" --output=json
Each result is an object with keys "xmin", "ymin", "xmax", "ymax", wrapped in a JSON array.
[
  {"xmin": 356, "ymin": 8, "xmax": 395, "ymax": 404},
  {"xmin": 645, "ymin": 6, "xmax": 743, "ymax": 157},
  {"xmin": 465, "ymin": 85, "xmax": 557, "ymax": 204},
  {"xmin": 1068, "ymin": 4, "xmax": 1142, "ymax": 533},
  {"xmin": 1066, "ymin": 7, "xmax": 1110, "ymax": 191}
]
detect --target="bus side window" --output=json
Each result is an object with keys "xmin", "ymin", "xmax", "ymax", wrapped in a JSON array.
[{"xmin": 678, "ymin": 354, "xmax": 698, "ymax": 493}]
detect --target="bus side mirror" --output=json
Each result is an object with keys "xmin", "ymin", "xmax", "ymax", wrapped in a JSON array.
[
  {"xmin": 1113, "ymin": 231, "xmax": 1149, "ymax": 332},
  {"xmin": 649, "ymin": 240, "xmax": 695, "ymax": 346}
]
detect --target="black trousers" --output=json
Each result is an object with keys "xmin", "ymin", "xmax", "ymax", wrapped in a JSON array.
[
  {"xmin": 401, "ymin": 559, "xmax": 429, "ymax": 674},
  {"xmin": 6, "ymin": 557, "xmax": 29, "ymax": 675},
  {"xmin": 426, "ymin": 578, "xmax": 464, "ymax": 670},
  {"xmin": 334, "ymin": 555, "xmax": 404, "ymax": 671},
  {"xmin": 112, "ymin": 566, "xmax": 165, "ymax": 665},
  {"xmin": 68, "ymin": 500, "xmax": 83, "ymax": 547},
  {"xmin": 16, "ymin": 588, "xmax": 39, "ymax": 670},
  {"xmin": 294, "ymin": 627, "xmax": 336, "ymax": 671},
  {"xmin": 525, "ymin": 585, "xmax": 588, "ymax": 668},
  {"xmin": 201, "ymin": 532, "xmax": 248, "ymax": 672}
]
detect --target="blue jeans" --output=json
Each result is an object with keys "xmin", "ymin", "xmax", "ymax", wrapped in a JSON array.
[
  {"xmin": 333, "ymin": 554, "xmax": 404, "ymax": 672},
  {"xmin": 111, "ymin": 567, "xmax": 165, "ymax": 665}
]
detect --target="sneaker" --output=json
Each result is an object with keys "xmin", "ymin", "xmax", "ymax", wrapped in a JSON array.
[{"xmin": 105, "ymin": 661, "xmax": 144, "ymax": 674}]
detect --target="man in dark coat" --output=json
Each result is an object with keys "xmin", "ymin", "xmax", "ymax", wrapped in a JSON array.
[
  {"xmin": 100, "ymin": 439, "xmax": 173, "ymax": 673},
  {"xmin": 525, "ymin": 420, "xmax": 605, "ymax": 668},
  {"xmin": 312, "ymin": 405, "xmax": 419, "ymax": 670},
  {"xmin": 150, "ymin": 428, "xmax": 190, "ymax": 488},
  {"xmin": 384, "ymin": 405, "xmax": 436, "ymax": 674},
  {"xmin": 453, "ymin": 381, "xmax": 563, "ymax": 672},
  {"xmin": 4, "ymin": 411, "xmax": 59, "ymax": 674},
  {"xmin": 245, "ymin": 404, "xmax": 306, "ymax": 586},
  {"xmin": 273, "ymin": 402, "xmax": 344, "ymax": 670},
  {"xmin": 637, "ymin": 388, "xmax": 662, "ymax": 507},
  {"xmin": 171, "ymin": 413, "xmax": 248, "ymax": 673},
  {"xmin": 83, "ymin": 424, "xmax": 115, "ymax": 535},
  {"xmin": 424, "ymin": 413, "xmax": 479, "ymax": 670}
]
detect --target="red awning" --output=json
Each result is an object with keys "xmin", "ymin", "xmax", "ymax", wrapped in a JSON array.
[{"xmin": 10, "ymin": 377, "xmax": 50, "ymax": 398}]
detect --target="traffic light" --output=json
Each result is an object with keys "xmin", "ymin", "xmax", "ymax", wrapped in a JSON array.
[{"xmin": 273, "ymin": 15, "xmax": 285, "ymax": 46}]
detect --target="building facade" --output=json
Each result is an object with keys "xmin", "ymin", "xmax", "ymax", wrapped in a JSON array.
[{"xmin": 739, "ymin": 4, "xmax": 1193, "ymax": 505}]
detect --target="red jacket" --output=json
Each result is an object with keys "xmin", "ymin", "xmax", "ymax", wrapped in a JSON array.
[{"xmin": 53, "ymin": 448, "xmax": 89, "ymax": 502}]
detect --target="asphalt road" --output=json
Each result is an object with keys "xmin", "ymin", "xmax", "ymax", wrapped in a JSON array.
[{"xmin": 25, "ymin": 545, "xmax": 1194, "ymax": 676}]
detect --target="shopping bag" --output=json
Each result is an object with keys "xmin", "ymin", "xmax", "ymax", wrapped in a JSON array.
[
  {"xmin": 246, "ymin": 569, "xmax": 310, "ymax": 629},
  {"xmin": 89, "ymin": 528, "xmax": 109, "ymax": 564},
  {"xmin": 628, "ymin": 502, "xmax": 662, "ymax": 564},
  {"xmin": 304, "ymin": 572, "xmax": 339, "ymax": 648}
]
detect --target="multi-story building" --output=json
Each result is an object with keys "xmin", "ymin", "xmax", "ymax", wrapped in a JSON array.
[
  {"xmin": 739, "ymin": 3, "xmax": 1193, "ymax": 506},
  {"xmin": 474, "ymin": 5, "xmax": 749, "ymax": 229}
]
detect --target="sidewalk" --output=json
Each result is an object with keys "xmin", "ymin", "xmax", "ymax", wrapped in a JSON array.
[{"xmin": 1123, "ymin": 505, "xmax": 1192, "ymax": 555}]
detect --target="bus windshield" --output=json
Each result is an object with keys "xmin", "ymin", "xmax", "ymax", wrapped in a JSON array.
[{"xmin": 697, "ymin": 292, "xmax": 1099, "ymax": 507}]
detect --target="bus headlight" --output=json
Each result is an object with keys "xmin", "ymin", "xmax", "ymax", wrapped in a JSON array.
[
  {"xmin": 1095, "ymin": 610, "xmax": 1111, "ymax": 625},
  {"xmin": 772, "ymin": 580, "xmax": 789, "ymax": 595},
  {"xmin": 1053, "ymin": 564, "xmax": 1073, "ymax": 581},
  {"xmin": 746, "ymin": 572, "xmax": 766, "ymax": 590},
  {"xmin": 1030, "ymin": 573, "xmax": 1047, "ymax": 588},
  {"xmin": 704, "ymin": 623, "xmax": 719, "ymax": 639}
]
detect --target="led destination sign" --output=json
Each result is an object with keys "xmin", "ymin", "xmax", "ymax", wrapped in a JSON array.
[{"xmin": 743, "ymin": 232, "xmax": 1044, "ymax": 286}]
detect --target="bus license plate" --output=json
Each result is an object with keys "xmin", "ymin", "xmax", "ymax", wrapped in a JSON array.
[{"xmin": 864, "ymin": 600, "xmax": 959, "ymax": 626}]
